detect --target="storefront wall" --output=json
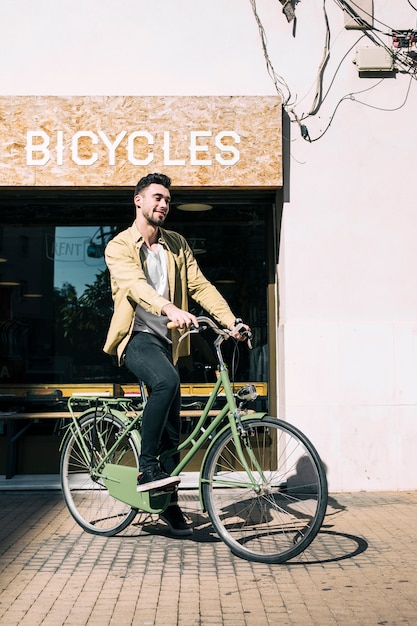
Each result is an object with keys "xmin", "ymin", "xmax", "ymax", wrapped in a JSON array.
[
  {"xmin": 0, "ymin": 94, "xmax": 280, "ymax": 475},
  {"xmin": 1, "ymin": 1, "xmax": 417, "ymax": 490},
  {"xmin": 0, "ymin": 94, "xmax": 280, "ymax": 393}
]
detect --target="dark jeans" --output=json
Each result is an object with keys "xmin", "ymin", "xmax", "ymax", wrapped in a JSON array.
[{"xmin": 124, "ymin": 332, "xmax": 181, "ymax": 479}]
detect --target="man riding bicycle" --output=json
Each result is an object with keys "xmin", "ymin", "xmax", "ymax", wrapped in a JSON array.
[{"xmin": 103, "ymin": 172, "xmax": 249, "ymax": 536}]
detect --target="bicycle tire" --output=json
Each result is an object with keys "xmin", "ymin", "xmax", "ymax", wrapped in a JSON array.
[
  {"xmin": 60, "ymin": 410, "xmax": 139, "ymax": 536},
  {"xmin": 201, "ymin": 416, "xmax": 328, "ymax": 564}
]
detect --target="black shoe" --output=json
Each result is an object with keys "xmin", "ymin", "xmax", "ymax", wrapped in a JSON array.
[
  {"xmin": 136, "ymin": 467, "xmax": 180, "ymax": 494},
  {"xmin": 160, "ymin": 504, "xmax": 193, "ymax": 537}
]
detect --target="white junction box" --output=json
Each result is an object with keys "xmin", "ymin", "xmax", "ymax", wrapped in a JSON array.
[
  {"xmin": 355, "ymin": 47, "xmax": 394, "ymax": 71},
  {"xmin": 344, "ymin": 0, "xmax": 374, "ymax": 30}
]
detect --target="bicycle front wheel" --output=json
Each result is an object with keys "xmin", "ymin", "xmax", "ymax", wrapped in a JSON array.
[
  {"xmin": 61, "ymin": 411, "xmax": 139, "ymax": 536},
  {"xmin": 201, "ymin": 416, "xmax": 328, "ymax": 563}
]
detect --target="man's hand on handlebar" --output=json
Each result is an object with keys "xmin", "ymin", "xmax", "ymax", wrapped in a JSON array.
[
  {"xmin": 165, "ymin": 310, "xmax": 252, "ymax": 347},
  {"xmin": 162, "ymin": 303, "xmax": 199, "ymax": 329},
  {"xmin": 229, "ymin": 319, "xmax": 252, "ymax": 343}
]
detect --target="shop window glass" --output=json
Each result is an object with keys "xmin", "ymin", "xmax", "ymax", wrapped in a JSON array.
[{"xmin": 0, "ymin": 209, "xmax": 269, "ymax": 388}]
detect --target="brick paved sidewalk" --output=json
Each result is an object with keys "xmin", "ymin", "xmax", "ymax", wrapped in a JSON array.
[{"xmin": 0, "ymin": 488, "xmax": 416, "ymax": 625}]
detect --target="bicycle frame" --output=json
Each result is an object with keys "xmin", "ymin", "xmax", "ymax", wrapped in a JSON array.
[
  {"xmin": 60, "ymin": 318, "xmax": 329, "ymax": 562},
  {"xmin": 63, "ymin": 396, "xmax": 143, "ymax": 475},
  {"xmin": 62, "ymin": 319, "xmax": 268, "ymax": 514}
]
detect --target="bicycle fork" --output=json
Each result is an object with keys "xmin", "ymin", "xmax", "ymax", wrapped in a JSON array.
[{"xmin": 209, "ymin": 373, "xmax": 269, "ymax": 493}]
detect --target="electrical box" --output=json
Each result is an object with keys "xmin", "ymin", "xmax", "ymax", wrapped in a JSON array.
[
  {"xmin": 355, "ymin": 47, "xmax": 394, "ymax": 72},
  {"xmin": 344, "ymin": 0, "xmax": 374, "ymax": 30}
]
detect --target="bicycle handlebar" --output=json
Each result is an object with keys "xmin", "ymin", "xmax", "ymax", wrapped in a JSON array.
[{"xmin": 167, "ymin": 316, "xmax": 252, "ymax": 349}]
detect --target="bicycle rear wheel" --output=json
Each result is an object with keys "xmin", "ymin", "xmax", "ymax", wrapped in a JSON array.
[
  {"xmin": 201, "ymin": 416, "xmax": 328, "ymax": 563},
  {"xmin": 61, "ymin": 411, "xmax": 139, "ymax": 536}
]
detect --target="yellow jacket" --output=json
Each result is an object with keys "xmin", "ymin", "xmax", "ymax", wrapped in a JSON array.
[{"xmin": 103, "ymin": 222, "xmax": 236, "ymax": 364}]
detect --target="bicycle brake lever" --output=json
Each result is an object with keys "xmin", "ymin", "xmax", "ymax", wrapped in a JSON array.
[
  {"xmin": 234, "ymin": 325, "xmax": 253, "ymax": 350},
  {"xmin": 245, "ymin": 332, "xmax": 253, "ymax": 350}
]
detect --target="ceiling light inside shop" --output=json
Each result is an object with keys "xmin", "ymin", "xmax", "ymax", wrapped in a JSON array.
[{"xmin": 177, "ymin": 203, "xmax": 213, "ymax": 212}]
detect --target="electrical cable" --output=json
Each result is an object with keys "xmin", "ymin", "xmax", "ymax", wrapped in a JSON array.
[
  {"xmin": 332, "ymin": 0, "xmax": 391, "ymax": 34},
  {"xmin": 308, "ymin": 75, "xmax": 414, "ymax": 142},
  {"xmin": 249, "ymin": 0, "xmax": 293, "ymax": 105},
  {"xmin": 333, "ymin": 0, "xmax": 416, "ymax": 35},
  {"xmin": 364, "ymin": 26, "xmax": 417, "ymax": 76},
  {"xmin": 293, "ymin": 20, "xmax": 364, "ymax": 110},
  {"xmin": 250, "ymin": 0, "xmax": 416, "ymax": 142},
  {"xmin": 299, "ymin": 1, "xmax": 396, "ymax": 123},
  {"xmin": 348, "ymin": 74, "xmax": 414, "ymax": 111},
  {"xmin": 308, "ymin": 0, "xmax": 332, "ymax": 116},
  {"xmin": 291, "ymin": 33, "xmax": 366, "ymax": 128},
  {"xmin": 333, "ymin": 1, "xmax": 417, "ymax": 77},
  {"xmin": 317, "ymin": 34, "xmax": 366, "ymax": 110}
]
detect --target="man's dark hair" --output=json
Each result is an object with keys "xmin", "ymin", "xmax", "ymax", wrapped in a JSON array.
[{"xmin": 134, "ymin": 172, "xmax": 171, "ymax": 197}]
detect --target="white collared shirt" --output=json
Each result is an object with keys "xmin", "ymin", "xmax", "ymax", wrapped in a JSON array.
[{"xmin": 133, "ymin": 243, "xmax": 171, "ymax": 340}]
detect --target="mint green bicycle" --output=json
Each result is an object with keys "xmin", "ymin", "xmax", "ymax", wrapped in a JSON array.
[{"xmin": 60, "ymin": 316, "xmax": 328, "ymax": 564}]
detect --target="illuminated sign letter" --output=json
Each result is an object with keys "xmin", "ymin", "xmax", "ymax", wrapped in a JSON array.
[
  {"xmin": 190, "ymin": 131, "xmax": 212, "ymax": 166},
  {"xmin": 72, "ymin": 131, "xmax": 98, "ymax": 166},
  {"xmin": 26, "ymin": 131, "xmax": 50, "ymax": 165},
  {"xmin": 98, "ymin": 130, "xmax": 127, "ymax": 166},
  {"xmin": 163, "ymin": 131, "xmax": 186, "ymax": 166},
  {"xmin": 127, "ymin": 131, "xmax": 154, "ymax": 166},
  {"xmin": 215, "ymin": 131, "xmax": 240, "ymax": 165},
  {"xmin": 56, "ymin": 131, "xmax": 65, "ymax": 166}
]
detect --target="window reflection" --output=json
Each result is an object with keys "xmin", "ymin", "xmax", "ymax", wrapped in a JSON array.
[
  {"xmin": 0, "ymin": 213, "xmax": 269, "ymax": 387},
  {"xmin": 53, "ymin": 226, "xmax": 115, "ymax": 296},
  {"xmin": 0, "ymin": 225, "xmax": 115, "ymax": 384}
]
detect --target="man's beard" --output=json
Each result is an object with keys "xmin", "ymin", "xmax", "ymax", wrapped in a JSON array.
[{"xmin": 147, "ymin": 214, "xmax": 165, "ymax": 227}]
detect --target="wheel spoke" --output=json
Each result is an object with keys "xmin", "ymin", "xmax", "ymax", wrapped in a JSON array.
[
  {"xmin": 202, "ymin": 417, "xmax": 328, "ymax": 563},
  {"xmin": 61, "ymin": 412, "xmax": 139, "ymax": 536}
]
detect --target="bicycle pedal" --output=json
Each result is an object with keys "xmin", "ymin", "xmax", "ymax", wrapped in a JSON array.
[
  {"xmin": 149, "ymin": 485, "xmax": 177, "ymax": 497},
  {"xmin": 149, "ymin": 489, "xmax": 175, "ymax": 498}
]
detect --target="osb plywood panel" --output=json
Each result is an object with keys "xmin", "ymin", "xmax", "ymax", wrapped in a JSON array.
[{"xmin": 0, "ymin": 96, "xmax": 282, "ymax": 188}]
